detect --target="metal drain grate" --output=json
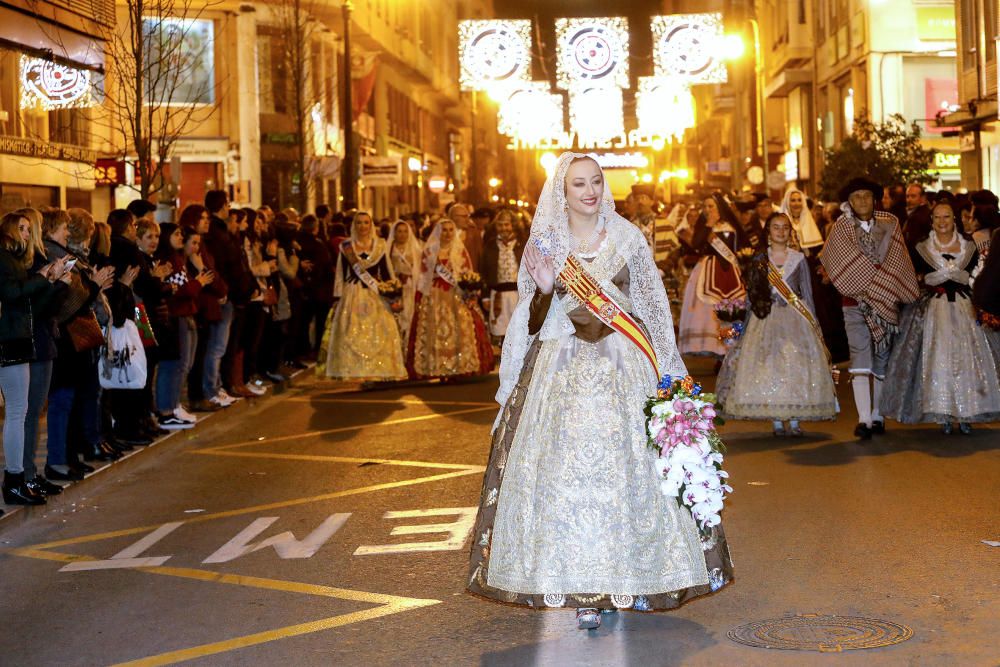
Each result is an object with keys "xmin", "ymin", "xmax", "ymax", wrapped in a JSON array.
[{"xmin": 728, "ymin": 614, "xmax": 914, "ymax": 652}]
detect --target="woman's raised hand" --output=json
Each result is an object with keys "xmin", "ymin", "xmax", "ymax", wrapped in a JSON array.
[{"xmin": 523, "ymin": 243, "xmax": 555, "ymax": 294}]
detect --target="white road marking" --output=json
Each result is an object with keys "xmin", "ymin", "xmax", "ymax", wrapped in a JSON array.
[
  {"xmin": 354, "ymin": 507, "xmax": 477, "ymax": 555},
  {"xmin": 203, "ymin": 514, "xmax": 351, "ymax": 563},
  {"xmin": 60, "ymin": 522, "xmax": 184, "ymax": 571}
]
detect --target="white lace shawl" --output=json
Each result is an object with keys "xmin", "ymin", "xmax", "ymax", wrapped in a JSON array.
[
  {"xmin": 779, "ymin": 187, "xmax": 823, "ymax": 249},
  {"xmin": 415, "ymin": 220, "xmax": 471, "ymax": 296},
  {"xmin": 495, "ymin": 152, "xmax": 687, "ymax": 418}
]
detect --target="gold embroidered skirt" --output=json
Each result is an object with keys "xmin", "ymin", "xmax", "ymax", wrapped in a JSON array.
[
  {"xmin": 318, "ymin": 282, "xmax": 406, "ymax": 381},
  {"xmin": 468, "ymin": 334, "xmax": 734, "ymax": 611}
]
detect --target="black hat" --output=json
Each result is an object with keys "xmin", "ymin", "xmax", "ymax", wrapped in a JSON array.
[
  {"xmin": 751, "ymin": 192, "xmax": 771, "ymax": 204},
  {"xmin": 734, "ymin": 200, "xmax": 756, "ymax": 213},
  {"xmin": 471, "ymin": 207, "xmax": 493, "ymax": 220},
  {"xmin": 838, "ymin": 177, "xmax": 883, "ymax": 203},
  {"xmin": 631, "ymin": 183, "xmax": 655, "ymax": 198}
]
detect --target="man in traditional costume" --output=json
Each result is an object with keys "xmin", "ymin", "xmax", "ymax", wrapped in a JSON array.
[
  {"xmin": 630, "ymin": 183, "xmax": 657, "ymax": 248},
  {"xmin": 820, "ymin": 177, "xmax": 919, "ymax": 440},
  {"xmin": 480, "ymin": 212, "xmax": 524, "ymax": 343}
]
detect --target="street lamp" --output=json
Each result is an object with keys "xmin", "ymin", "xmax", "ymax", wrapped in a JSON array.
[{"xmin": 723, "ymin": 20, "xmax": 768, "ymax": 191}]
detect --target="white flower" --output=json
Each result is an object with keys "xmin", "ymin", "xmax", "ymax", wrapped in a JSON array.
[
  {"xmin": 660, "ymin": 478, "xmax": 681, "ymax": 497},
  {"xmin": 650, "ymin": 402, "xmax": 673, "ymax": 417}
]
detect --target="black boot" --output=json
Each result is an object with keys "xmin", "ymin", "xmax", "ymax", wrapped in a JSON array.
[
  {"xmin": 3, "ymin": 471, "xmax": 46, "ymax": 505},
  {"xmin": 83, "ymin": 441, "xmax": 120, "ymax": 462}
]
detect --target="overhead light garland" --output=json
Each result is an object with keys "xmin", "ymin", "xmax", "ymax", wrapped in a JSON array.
[
  {"xmin": 459, "ymin": 20, "xmax": 532, "ymax": 91},
  {"xmin": 636, "ymin": 77, "xmax": 695, "ymax": 141},
  {"xmin": 569, "ymin": 85, "xmax": 624, "ymax": 145},
  {"xmin": 651, "ymin": 13, "xmax": 728, "ymax": 84},
  {"xmin": 555, "ymin": 17, "xmax": 630, "ymax": 90},
  {"xmin": 495, "ymin": 82, "xmax": 565, "ymax": 142},
  {"xmin": 20, "ymin": 56, "xmax": 96, "ymax": 110}
]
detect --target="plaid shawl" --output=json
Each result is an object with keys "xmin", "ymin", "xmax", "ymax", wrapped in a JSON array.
[{"xmin": 820, "ymin": 210, "xmax": 919, "ymax": 351}]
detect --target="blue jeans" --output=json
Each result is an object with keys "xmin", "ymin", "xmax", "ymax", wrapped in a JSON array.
[
  {"xmin": 24, "ymin": 359, "xmax": 53, "ymax": 477},
  {"xmin": 156, "ymin": 317, "xmax": 197, "ymax": 413},
  {"xmin": 46, "ymin": 384, "xmax": 74, "ymax": 467},
  {"xmin": 0, "ymin": 362, "xmax": 30, "ymax": 474},
  {"xmin": 202, "ymin": 301, "xmax": 233, "ymax": 398}
]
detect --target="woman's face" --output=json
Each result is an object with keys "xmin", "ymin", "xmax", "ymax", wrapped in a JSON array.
[
  {"xmin": 932, "ymin": 205, "xmax": 956, "ymax": 237},
  {"xmin": 685, "ymin": 207, "xmax": 700, "ymax": 224},
  {"xmin": 169, "ymin": 228, "xmax": 184, "ymax": 251},
  {"xmin": 768, "ymin": 215, "xmax": 792, "ymax": 245},
  {"xmin": 963, "ymin": 211, "xmax": 980, "ymax": 234},
  {"xmin": 197, "ymin": 212, "xmax": 210, "ymax": 235},
  {"xmin": 393, "ymin": 223, "xmax": 410, "ymax": 246},
  {"xmin": 440, "ymin": 221, "xmax": 456, "ymax": 247},
  {"xmin": 355, "ymin": 214, "xmax": 373, "ymax": 238},
  {"xmin": 788, "ymin": 192, "xmax": 804, "ymax": 217},
  {"xmin": 703, "ymin": 197, "xmax": 720, "ymax": 224},
  {"xmin": 48, "ymin": 221, "xmax": 69, "ymax": 245},
  {"xmin": 138, "ymin": 228, "xmax": 160, "ymax": 255},
  {"xmin": 17, "ymin": 218, "xmax": 30, "ymax": 243},
  {"xmin": 564, "ymin": 158, "xmax": 603, "ymax": 217},
  {"xmin": 183, "ymin": 234, "xmax": 201, "ymax": 257}
]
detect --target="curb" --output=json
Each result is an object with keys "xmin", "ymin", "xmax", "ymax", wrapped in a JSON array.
[{"xmin": 0, "ymin": 367, "xmax": 313, "ymax": 529}]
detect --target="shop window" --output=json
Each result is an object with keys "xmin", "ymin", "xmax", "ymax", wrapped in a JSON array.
[{"xmin": 0, "ymin": 184, "xmax": 57, "ymax": 213}]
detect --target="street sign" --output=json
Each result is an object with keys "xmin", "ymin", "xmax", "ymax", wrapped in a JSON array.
[{"xmin": 361, "ymin": 155, "xmax": 402, "ymax": 187}]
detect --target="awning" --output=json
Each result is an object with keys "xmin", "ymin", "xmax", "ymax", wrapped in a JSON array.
[
  {"xmin": 0, "ymin": 6, "xmax": 105, "ymax": 72},
  {"xmin": 765, "ymin": 68, "xmax": 813, "ymax": 98},
  {"xmin": 943, "ymin": 100, "xmax": 999, "ymax": 127}
]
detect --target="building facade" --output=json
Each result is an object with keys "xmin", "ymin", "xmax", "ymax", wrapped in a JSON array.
[{"xmin": 947, "ymin": 0, "xmax": 999, "ymax": 192}]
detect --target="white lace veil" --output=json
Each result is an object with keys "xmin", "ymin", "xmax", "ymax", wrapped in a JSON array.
[
  {"xmin": 779, "ymin": 188, "xmax": 823, "ymax": 249},
  {"xmin": 495, "ymin": 151, "xmax": 687, "ymax": 416},
  {"xmin": 416, "ymin": 219, "xmax": 469, "ymax": 295},
  {"xmin": 387, "ymin": 219, "xmax": 422, "ymax": 277}
]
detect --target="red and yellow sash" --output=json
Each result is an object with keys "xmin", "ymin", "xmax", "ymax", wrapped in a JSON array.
[{"xmin": 558, "ymin": 254, "xmax": 658, "ymax": 374}]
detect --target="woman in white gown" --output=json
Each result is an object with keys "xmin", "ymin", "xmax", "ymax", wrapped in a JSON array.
[
  {"xmin": 467, "ymin": 153, "xmax": 733, "ymax": 630},
  {"xmin": 386, "ymin": 220, "xmax": 421, "ymax": 343},
  {"xmin": 716, "ymin": 213, "xmax": 838, "ymax": 435},
  {"xmin": 407, "ymin": 219, "xmax": 494, "ymax": 378},
  {"xmin": 679, "ymin": 195, "xmax": 747, "ymax": 357},
  {"xmin": 318, "ymin": 212, "xmax": 406, "ymax": 381}
]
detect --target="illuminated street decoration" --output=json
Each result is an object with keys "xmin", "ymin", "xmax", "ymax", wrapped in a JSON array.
[
  {"xmin": 495, "ymin": 82, "xmax": 564, "ymax": 141},
  {"xmin": 651, "ymin": 13, "xmax": 727, "ymax": 84},
  {"xmin": 635, "ymin": 77, "xmax": 695, "ymax": 141},
  {"xmin": 459, "ymin": 20, "xmax": 532, "ymax": 91},
  {"xmin": 19, "ymin": 56, "xmax": 94, "ymax": 110},
  {"xmin": 569, "ymin": 85, "xmax": 624, "ymax": 145},
  {"xmin": 555, "ymin": 17, "xmax": 629, "ymax": 90}
]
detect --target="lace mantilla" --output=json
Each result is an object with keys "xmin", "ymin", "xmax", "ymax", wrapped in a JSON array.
[{"xmin": 495, "ymin": 152, "xmax": 686, "ymax": 424}]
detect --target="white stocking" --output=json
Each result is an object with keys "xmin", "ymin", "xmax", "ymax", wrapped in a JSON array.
[
  {"xmin": 871, "ymin": 377, "xmax": 884, "ymax": 422},
  {"xmin": 852, "ymin": 375, "xmax": 872, "ymax": 427}
]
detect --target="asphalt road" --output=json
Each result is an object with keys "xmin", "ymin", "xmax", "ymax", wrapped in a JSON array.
[{"xmin": 0, "ymin": 360, "xmax": 997, "ymax": 666}]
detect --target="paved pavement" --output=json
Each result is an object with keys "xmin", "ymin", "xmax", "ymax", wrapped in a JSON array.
[{"xmin": 0, "ymin": 360, "xmax": 997, "ymax": 666}]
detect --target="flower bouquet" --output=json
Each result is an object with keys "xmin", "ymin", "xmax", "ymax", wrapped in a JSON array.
[
  {"xmin": 713, "ymin": 297, "xmax": 747, "ymax": 323},
  {"xmin": 458, "ymin": 271, "xmax": 484, "ymax": 302},
  {"xmin": 645, "ymin": 375, "xmax": 732, "ymax": 535},
  {"xmin": 377, "ymin": 279, "xmax": 404, "ymax": 312},
  {"xmin": 717, "ymin": 321, "xmax": 745, "ymax": 347}
]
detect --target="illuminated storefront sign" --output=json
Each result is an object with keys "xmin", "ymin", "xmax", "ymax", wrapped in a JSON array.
[
  {"xmin": 95, "ymin": 159, "xmax": 126, "ymax": 185},
  {"xmin": 934, "ymin": 152, "xmax": 960, "ymax": 169},
  {"xmin": 651, "ymin": 13, "xmax": 727, "ymax": 84},
  {"xmin": 459, "ymin": 20, "xmax": 532, "ymax": 91},
  {"xmin": 506, "ymin": 129, "xmax": 674, "ymax": 151}
]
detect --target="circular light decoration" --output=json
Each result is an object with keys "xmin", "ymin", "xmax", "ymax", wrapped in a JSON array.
[
  {"xmin": 495, "ymin": 82, "xmax": 565, "ymax": 142},
  {"xmin": 636, "ymin": 77, "xmax": 695, "ymax": 142},
  {"xmin": 19, "ymin": 55, "xmax": 93, "ymax": 110},
  {"xmin": 569, "ymin": 85, "xmax": 624, "ymax": 145},
  {"xmin": 556, "ymin": 17, "xmax": 629, "ymax": 90},
  {"xmin": 459, "ymin": 20, "xmax": 532, "ymax": 91},
  {"xmin": 651, "ymin": 13, "xmax": 728, "ymax": 84}
]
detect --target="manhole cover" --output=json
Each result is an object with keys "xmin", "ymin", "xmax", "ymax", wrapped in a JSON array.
[{"xmin": 728, "ymin": 614, "xmax": 913, "ymax": 652}]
